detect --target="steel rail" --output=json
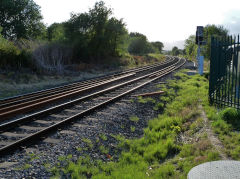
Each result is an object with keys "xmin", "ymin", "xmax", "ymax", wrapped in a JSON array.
[
  {"xmin": 0, "ymin": 73, "xmax": 136, "ymax": 121},
  {"xmin": 0, "ymin": 58, "xmax": 177, "ymax": 120},
  {"xmin": 0, "ymin": 58, "xmax": 173, "ymax": 109},
  {"xmin": 0, "ymin": 57, "xmax": 186, "ymax": 155},
  {"xmin": 0, "ymin": 76, "xmax": 120, "ymax": 108},
  {"xmin": 0, "ymin": 63, "xmax": 177, "ymax": 132},
  {"xmin": 0, "ymin": 73, "xmax": 136, "ymax": 113},
  {"xmin": 0, "ymin": 57, "xmax": 172, "ymax": 105}
]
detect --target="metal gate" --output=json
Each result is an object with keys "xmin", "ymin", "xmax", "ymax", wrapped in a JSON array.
[{"xmin": 209, "ymin": 36, "xmax": 240, "ymax": 109}]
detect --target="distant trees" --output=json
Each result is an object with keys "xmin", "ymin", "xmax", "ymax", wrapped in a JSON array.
[
  {"xmin": 127, "ymin": 33, "xmax": 163, "ymax": 55},
  {"xmin": 0, "ymin": 28, "xmax": 20, "ymax": 68},
  {"xmin": 203, "ymin": 24, "xmax": 228, "ymax": 59},
  {"xmin": 184, "ymin": 24, "xmax": 228, "ymax": 60},
  {"xmin": 0, "ymin": 0, "xmax": 166, "ymax": 72},
  {"xmin": 47, "ymin": 23, "xmax": 66, "ymax": 42},
  {"xmin": 171, "ymin": 46, "xmax": 180, "ymax": 56},
  {"xmin": 170, "ymin": 46, "xmax": 185, "ymax": 56},
  {"xmin": 128, "ymin": 32, "xmax": 153, "ymax": 55},
  {"xmin": 184, "ymin": 35, "xmax": 197, "ymax": 60},
  {"xmin": 64, "ymin": 1, "xmax": 128, "ymax": 62},
  {"xmin": 0, "ymin": 0, "xmax": 46, "ymax": 40},
  {"xmin": 0, "ymin": 27, "xmax": 33, "ymax": 70},
  {"xmin": 151, "ymin": 41, "xmax": 164, "ymax": 53}
]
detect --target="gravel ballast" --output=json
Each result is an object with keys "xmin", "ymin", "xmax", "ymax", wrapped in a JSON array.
[{"xmin": 0, "ymin": 60, "xmax": 194, "ymax": 178}]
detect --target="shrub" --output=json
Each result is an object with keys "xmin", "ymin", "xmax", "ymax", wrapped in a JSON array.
[
  {"xmin": 0, "ymin": 35, "xmax": 20, "ymax": 69},
  {"xmin": 32, "ymin": 42, "xmax": 72, "ymax": 74},
  {"xmin": 219, "ymin": 108, "xmax": 240, "ymax": 125},
  {"xmin": 0, "ymin": 35, "xmax": 35, "ymax": 70}
]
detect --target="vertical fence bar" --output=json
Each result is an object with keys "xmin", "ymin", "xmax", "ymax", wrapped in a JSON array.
[
  {"xmin": 221, "ymin": 36, "xmax": 226, "ymax": 106},
  {"xmin": 231, "ymin": 36, "xmax": 235, "ymax": 106},
  {"xmin": 237, "ymin": 35, "xmax": 240, "ymax": 108},
  {"xmin": 224, "ymin": 36, "xmax": 227, "ymax": 106},
  {"xmin": 209, "ymin": 37, "xmax": 214, "ymax": 104},
  {"xmin": 216, "ymin": 39, "xmax": 219, "ymax": 105},
  {"xmin": 219, "ymin": 38, "xmax": 224, "ymax": 106},
  {"xmin": 233, "ymin": 36, "xmax": 237, "ymax": 107},
  {"xmin": 218, "ymin": 39, "xmax": 222, "ymax": 106},
  {"xmin": 228, "ymin": 36, "xmax": 231, "ymax": 106}
]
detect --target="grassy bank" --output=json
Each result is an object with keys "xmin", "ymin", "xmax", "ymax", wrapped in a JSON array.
[{"xmin": 49, "ymin": 70, "xmax": 232, "ymax": 178}]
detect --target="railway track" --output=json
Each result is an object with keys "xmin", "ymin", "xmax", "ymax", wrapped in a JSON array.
[
  {"xmin": 0, "ymin": 56, "xmax": 185, "ymax": 155},
  {"xmin": 0, "ymin": 58, "xmax": 174, "ymax": 121}
]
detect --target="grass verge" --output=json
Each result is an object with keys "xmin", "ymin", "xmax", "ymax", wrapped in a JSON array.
[{"xmin": 204, "ymin": 102, "xmax": 240, "ymax": 159}]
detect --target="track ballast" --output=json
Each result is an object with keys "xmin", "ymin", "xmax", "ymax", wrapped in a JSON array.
[{"xmin": 0, "ymin": 56, "xmax": 185, "ymax": 155}]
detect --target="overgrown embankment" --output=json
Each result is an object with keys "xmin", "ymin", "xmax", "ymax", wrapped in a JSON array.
[{"xmin": 50, "ymin": 70, "xmax": 240, "ymax": 178}]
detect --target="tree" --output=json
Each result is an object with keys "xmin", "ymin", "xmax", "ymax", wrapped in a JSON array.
[
  {"xmin": 64, "ymin": 1, "xmax": 128, "ymax": 62},
  {"xmin": 104, "ymin": 17, "xmax": 128, "ymax": 56},
  {"xmin": 151, "ymin": 41, "xmax": 164, "ymax": 53},
  {"xmin": 47, "ymin": 23, "xmax": 66, "ymax": 42},
  {"xmin": 203, "ymin": 24, "xmax": 228, "ymax": 59},
  {"xmin": 184, "ymin": 35, "xmax": 197, "ymax": 60},
  {"xmin": 0, "ymin": 0, "xmax": 45, "ymax": 40},
  {"xmin": 128, "ymin": 32, "xmax": 154, "ymax": 55},
  {"xmin": 88, "ymin": 1, "xmax": 113, "ymax": 59},
  {"xmin": 171, "ymin": 46, "xmax": 180, "ymax": 56}
]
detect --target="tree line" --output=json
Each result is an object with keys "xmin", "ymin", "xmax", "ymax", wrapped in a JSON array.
[
  {"xmin": 0, "ymin": 0, "xmax": 164, "ymax": 72},
  {"xmin": 184, "ymin": 24, "xmax": 228, "ymax": 60},
  {"xmin": 166, "ymin": 25, "xmax": 228, "ymax": 60}
]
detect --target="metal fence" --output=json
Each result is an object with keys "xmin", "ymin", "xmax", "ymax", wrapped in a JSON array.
[{"xmin": 209, "ymin": 36, "xmax": 240, "ymax": 109}]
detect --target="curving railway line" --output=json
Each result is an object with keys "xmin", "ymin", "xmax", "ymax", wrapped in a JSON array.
[{"xmin": 0, "ymin": 56, "xmax": 185, "ymax": 155}]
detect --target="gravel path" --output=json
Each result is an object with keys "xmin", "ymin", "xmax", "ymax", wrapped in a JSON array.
[
  {"xmin": 0, "ymin": 60, "xmax": 194, "ymax": 178},
  {"xmin": 199, "ymin": 105, "xmax": 230, "ymax": 160}
]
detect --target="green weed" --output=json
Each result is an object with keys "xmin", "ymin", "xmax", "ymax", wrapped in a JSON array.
[
  {"xmin": 27, "ymin": 152, "xmax": 39, "ymax": 161},
  {"xmin": 153, "ymin": 102, "xmax": 164, "ymax": 111},
  {"xmin": 130, "ymin": 126, "xmax": 135, "ymax": 132},
  {"xmin": 15, "ymin": 163, "xmax": 32, "ymax": 171},
  {"xmin": 137, "ymin": 96, "xmax": 155, "ymax": 104},
  {"xmin": 82, "ymin": 138, "xmax": 94, "ymax": 149},
  {"xmin": 99, "ymin": 145, "xmax": 109, "ymax": 154},
  {"xmin": 207, "ymin": 151, "xmax": 220, "ymax": 161},
  {"xmin": 76, "ymin": 147, "xmax": 82, "ymax": 152},
  {"xmin": 190, "ymin": 117, "xmax": 204, "ymax": 134},
  {"xmin": 99, "ymin": 134, "xmax": 107, "ymax": 141},
  {"xmin": 152, "ymin": 163, "xmax": 176, "ymax": 179},
  {"xmin": 129, "ymin": 116, "xmax": 139, "ymax": 122}
]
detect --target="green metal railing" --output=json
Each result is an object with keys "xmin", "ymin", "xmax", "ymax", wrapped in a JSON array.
[{"xmin": 209, "ymin": 35, "xmax": 240, "ymax": 109}]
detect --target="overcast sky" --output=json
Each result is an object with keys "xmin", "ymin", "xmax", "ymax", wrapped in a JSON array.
[{"xmin": 34, "ymin": 0, "xmax": 240, "ymax": 50}]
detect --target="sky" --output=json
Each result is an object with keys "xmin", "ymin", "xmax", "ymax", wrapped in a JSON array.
[{"xmin": 34, "ymin": 0, "xmax": 240, "ymax": 50}]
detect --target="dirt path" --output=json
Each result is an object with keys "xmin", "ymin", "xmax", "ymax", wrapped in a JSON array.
[{"xmin": 199, "ymin": 105, "xmax": 230, "ymax": 160}]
